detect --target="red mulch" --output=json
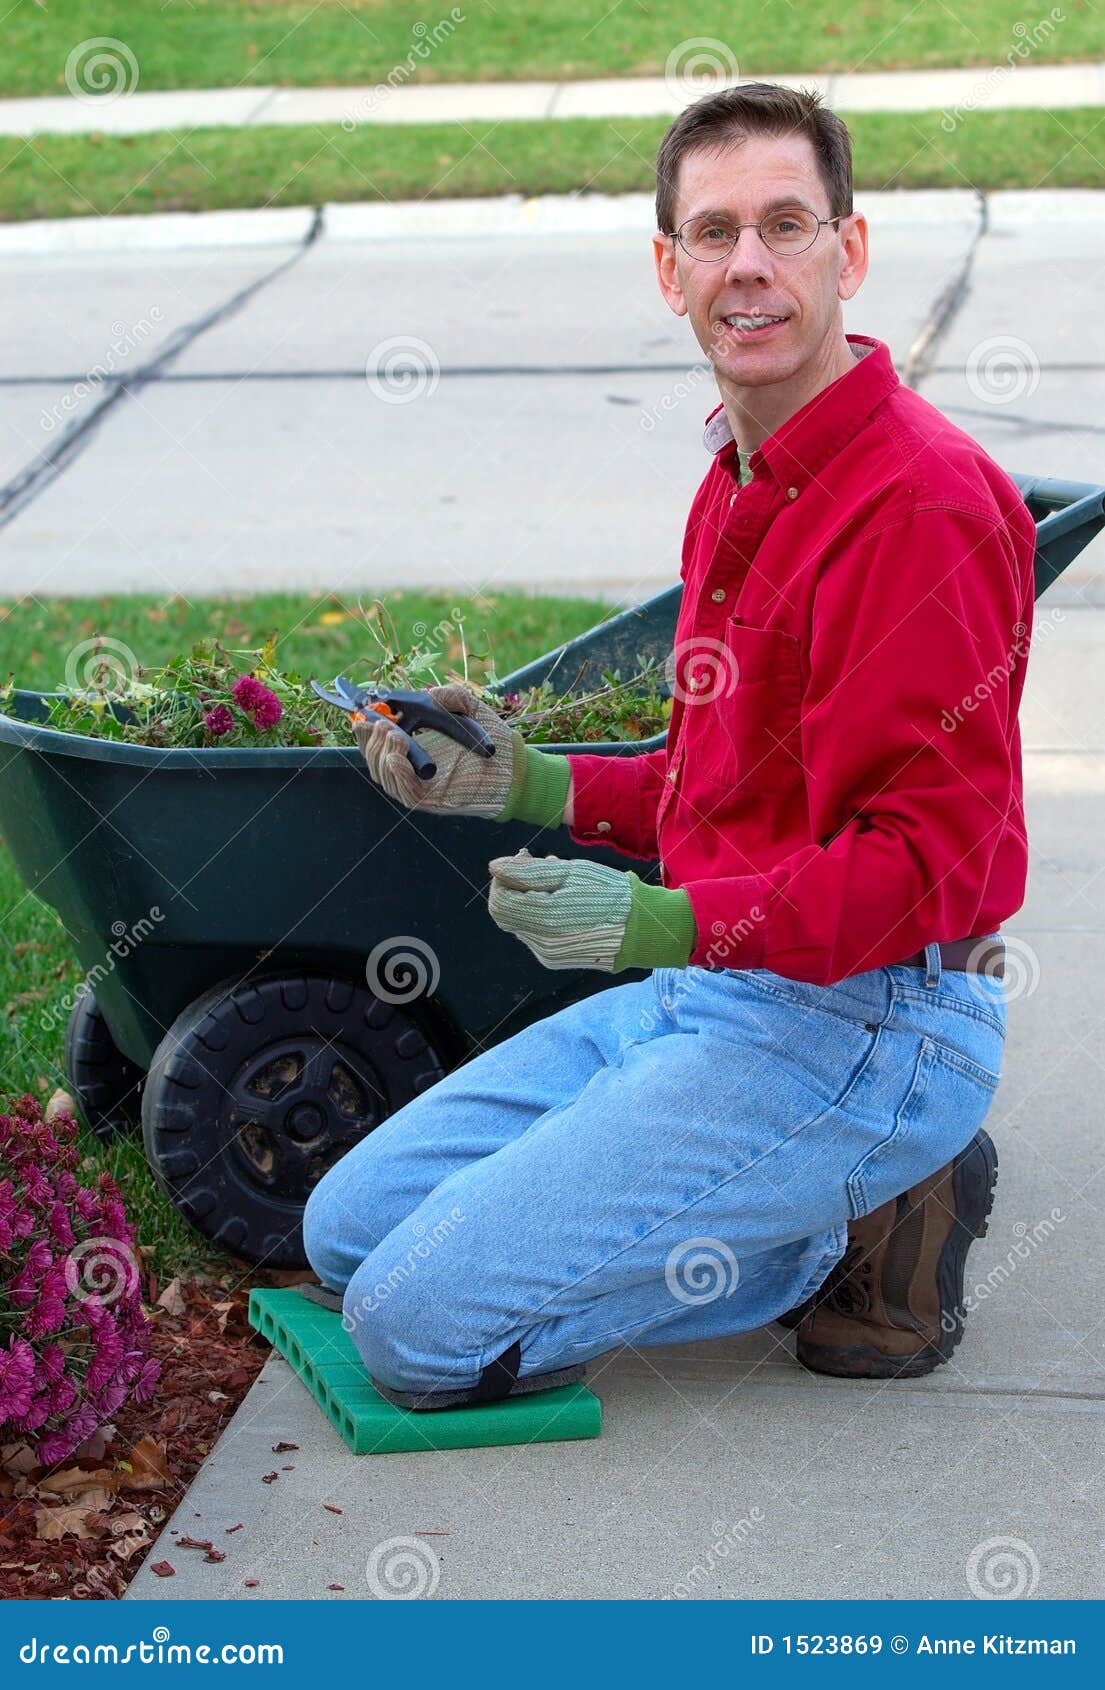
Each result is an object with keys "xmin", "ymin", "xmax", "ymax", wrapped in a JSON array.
[{"xmin": 0, "ymin": 1267, "xmax": 308, "ymax": 1600}]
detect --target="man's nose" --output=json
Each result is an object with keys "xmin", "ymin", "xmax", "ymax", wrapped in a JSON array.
[{"xmin": 722, "ymin": 227, "xmax": 777, "ymax": 286}]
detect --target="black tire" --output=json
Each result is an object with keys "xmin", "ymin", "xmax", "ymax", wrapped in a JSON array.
[
  {"xmin": 141, "ymin": 972, "xmax": 448, "ymax": 1267},
  {"xmin": 64, "ymin": 983, "xmax": 145, "ymax": 1141}
]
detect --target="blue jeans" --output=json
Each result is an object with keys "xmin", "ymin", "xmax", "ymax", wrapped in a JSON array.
[{"xmin": 303, "ymin": 940, "xmax": 1006, "ymax": 1394}]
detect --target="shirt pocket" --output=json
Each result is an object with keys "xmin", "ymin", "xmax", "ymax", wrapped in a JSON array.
[{"xmin": 696, "ymin": 620, "xmax": 804, "ymax": 801}]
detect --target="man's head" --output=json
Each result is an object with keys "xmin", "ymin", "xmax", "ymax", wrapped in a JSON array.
[{"xmin": 652, "ymin": 83, "xmax": 868, "ymax": 429}]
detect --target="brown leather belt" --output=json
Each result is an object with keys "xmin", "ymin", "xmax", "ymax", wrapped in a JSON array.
[{"xmin": 895, "ymin": 935, "xmax": 1005, "ymax": 979}]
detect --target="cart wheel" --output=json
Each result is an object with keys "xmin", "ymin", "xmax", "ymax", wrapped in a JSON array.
[
  {"xmin": 64, "ymin": 982, "xmax": 145, "ymax": 1141},
  {"xmin": 141, "ymin": 972, "xmax": 448, "ymax": 1268}
]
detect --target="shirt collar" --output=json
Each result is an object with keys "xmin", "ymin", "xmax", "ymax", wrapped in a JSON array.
[{"xmin": 702, "ymin": 334, "xmax": 899, "ymax": 491}]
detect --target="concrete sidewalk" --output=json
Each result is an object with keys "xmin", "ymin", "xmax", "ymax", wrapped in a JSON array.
[
  {"xmin": 2, "ymin": 189, "xmax": 1103, "ymax": 602},
  {"xmin": 123, "ymin": 607, "xmax": 1105, "ymax": 1600},
  {"xmin": 2, "ymin": 60, "xmax": 1104, "ymax": 138}
]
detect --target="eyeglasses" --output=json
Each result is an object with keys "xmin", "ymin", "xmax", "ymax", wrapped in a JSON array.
[{"xmin": 669, "ymin": 207, "xmax": 847, "ymax": 261}]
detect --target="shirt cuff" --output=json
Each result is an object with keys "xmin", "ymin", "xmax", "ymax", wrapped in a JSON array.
[{"xmin": 680, "ymin": 876, "xmax": 769, "ymax": 971}]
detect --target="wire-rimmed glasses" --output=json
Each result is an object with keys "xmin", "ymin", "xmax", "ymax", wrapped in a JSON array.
[{"xmin": 669, "ymin": 206, "xmax": 848, "ymax": 261}]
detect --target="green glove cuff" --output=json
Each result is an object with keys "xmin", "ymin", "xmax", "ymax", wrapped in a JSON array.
[
  {"xmin": 614, "ymin": 873, "xmax": 697, "ymax": 971},
  {"xmin": 495, "ymin": 734, "xmax": 571, "ymax": 828}
]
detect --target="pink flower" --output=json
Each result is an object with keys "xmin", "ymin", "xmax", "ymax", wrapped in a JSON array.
[
  {"xmin": 0, "ymin": 1338, "xmax": 36, "ymax": 1421},
  {"xmin": 204, "ymin": 704, "xmax": 234, "ymax": 738},
  {"xmin": 133, "ymin": 1356, "xmax": 162, "ymax": 1404},
  {"xmin": 231, "ymin": 674, "xmax": 283, "ymax": 731}
]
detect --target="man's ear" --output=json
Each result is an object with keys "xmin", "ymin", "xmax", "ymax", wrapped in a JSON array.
[
  {"xmin": 836, "ymin": 212, "xmax": 869, "ymax": 304},
  {"xmin": 652, "ymin": 231, "xmax": 688, "ymax": 318}
]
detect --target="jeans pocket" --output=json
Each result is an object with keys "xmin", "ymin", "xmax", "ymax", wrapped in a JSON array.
[{"xmin": 846, "ymin": 1035, "xmax": 1001, "ymax": 1221}]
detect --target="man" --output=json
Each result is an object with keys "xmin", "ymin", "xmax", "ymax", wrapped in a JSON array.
[{"xmin": 303, "ymin": 82, "xmax": 1035, "ymax": 1411}]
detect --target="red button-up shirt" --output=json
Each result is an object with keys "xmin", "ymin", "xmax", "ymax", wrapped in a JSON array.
[{"xmin": 566, "ymin": 333, "xmax": 1038, "ymax": 985}]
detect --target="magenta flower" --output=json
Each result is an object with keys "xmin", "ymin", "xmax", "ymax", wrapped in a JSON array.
[
  {"xmin": 204, "ymin": 704, "xmax": 234, "ymax": 738},
  {"xmin": 0, "ymin": 1091, "xmax": 160, "ymax": 1465},
  {"xmin": 231, "ymin": 674, "xmax": 283, "ymax": 731}
]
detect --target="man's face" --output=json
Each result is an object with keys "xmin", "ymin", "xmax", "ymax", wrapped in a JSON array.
[{"xmin": 652, "ymin": 131, "xmax": 867, "ymax": 388}]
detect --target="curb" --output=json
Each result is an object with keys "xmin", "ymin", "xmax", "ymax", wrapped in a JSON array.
[
  {"xmin": 3, "ymin": 187, "xmax": 1105, "ymax": 258},
  {"xmin": 2, "ymin": 61, "xmax": 1104, "ymax": 139}
]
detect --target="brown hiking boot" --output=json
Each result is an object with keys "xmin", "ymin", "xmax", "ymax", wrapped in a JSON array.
[{"xmin": 785, "ymin": 1128, "xmax": 998, "ymax": 1379}]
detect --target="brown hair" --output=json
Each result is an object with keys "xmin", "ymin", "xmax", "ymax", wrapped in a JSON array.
[{"xmin": 654, "ymin": 82, "xmax": 853, "ymax": 235}]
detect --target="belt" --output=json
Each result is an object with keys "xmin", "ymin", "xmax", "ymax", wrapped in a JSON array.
[{"xmin": 896, "ymin": 935, "xmax": 1005, "ymax": 979}]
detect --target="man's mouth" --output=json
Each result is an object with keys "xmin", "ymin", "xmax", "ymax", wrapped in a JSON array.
[{"xmin": 718, "ymin": 312, "xmax": 789, "ymax": 339}]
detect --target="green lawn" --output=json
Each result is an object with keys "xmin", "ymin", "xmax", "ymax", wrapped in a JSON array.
[
  {"xmin": 2, "ymin": 104, "xmax": 1104, "ymax": 222},
  {"xmin": 4, "ymin": 0, "xmax": 1100, "ymax": 97},
  {"xmin": 0, "ymin": 589, "xmax": 609, "ymax": 1280}
]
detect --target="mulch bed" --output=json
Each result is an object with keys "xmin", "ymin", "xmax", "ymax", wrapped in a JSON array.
[{"xmin": 0, "ymin": 1267, "xmax": 307, "ymax": 1600}]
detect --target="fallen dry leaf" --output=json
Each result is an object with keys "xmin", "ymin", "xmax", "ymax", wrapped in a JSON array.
[
  {"xmin": 156, "ymin": 1277, "xmax": 187, "ymax": 1317},
  {"xmin": 37, "ymin": 1467, "xmax": 119, "ymax": 1499},
  {"xmin": 117, "ymin": 1435, "xmax": 173, "ymax": 1492},
  {"xmin": 150, "ymin": 1560, "xmax": 175, "ymax": 1577},
  {"xmin": 33, "ymin": 1502, "xmax": 100, "ymax": 1542}
]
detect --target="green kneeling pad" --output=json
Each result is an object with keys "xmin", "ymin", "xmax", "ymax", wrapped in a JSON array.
[{"xmin": 247, "ymin": 1288, "xmax": 603, "ymax": 1455}]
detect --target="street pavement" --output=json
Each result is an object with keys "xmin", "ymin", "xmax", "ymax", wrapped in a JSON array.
[{"xmin": 2, "ymin": 189, "xmax": 1103, "ymax": 606}]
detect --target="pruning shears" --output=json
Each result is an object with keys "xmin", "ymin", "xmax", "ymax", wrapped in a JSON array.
[{"xmin": 310, "ymin": 675, "xmax": 497, "ymax": 782}]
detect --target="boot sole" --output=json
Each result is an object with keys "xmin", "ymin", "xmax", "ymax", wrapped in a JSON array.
[{"xmin": 797, "ymin": 1127, "xmax": 999, "ymax": 1380}]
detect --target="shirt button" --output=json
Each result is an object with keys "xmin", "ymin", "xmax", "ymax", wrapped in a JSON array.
[
  {"xmin": 787, "ymin": 486, "xmax": 799, "ymax": 499},
  {"xmin": 729, "ymin": 491, "xmax": 739, "ymax": 506},
  {"xmin": 687, "ymin": 676, "xmax": 698, "ymax": 692},
  {"xmin": 595, "ymin": 820, "xmax": 611, "ymax": 833},
  {"xmin": 711, "ymin": 588, "xmax": 726, "ymax": 602},
  {"xmin": 668, "ymin": 769, "xmax": 678, "ymax": 783}
]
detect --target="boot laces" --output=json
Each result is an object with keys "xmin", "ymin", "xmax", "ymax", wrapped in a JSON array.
[{"xmin": 819, "ymin": 1243, "xmax": 875, "ymax": 1318}]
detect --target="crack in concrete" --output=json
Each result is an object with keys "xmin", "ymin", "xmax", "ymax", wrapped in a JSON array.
[{"xmin": 0, "ymin": 205, "xmax": 325, "ymax": 532}]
